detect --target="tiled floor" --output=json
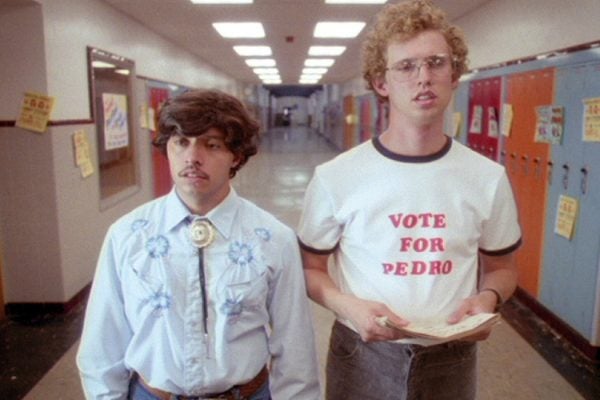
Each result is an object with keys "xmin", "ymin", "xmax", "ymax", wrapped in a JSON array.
[{"xmin": 2, "ymin": 127, "xmax": 599, "ymax": 399}]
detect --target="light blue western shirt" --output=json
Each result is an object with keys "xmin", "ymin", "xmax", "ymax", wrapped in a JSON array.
[{"xmin": 77, "ymin": 188, "xmax": 320, "ymax": 399}]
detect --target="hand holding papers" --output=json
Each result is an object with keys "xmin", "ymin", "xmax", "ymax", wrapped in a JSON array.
[{"xmin": 376, "ymin": 313, "xmax": 500, "ymax": 342}]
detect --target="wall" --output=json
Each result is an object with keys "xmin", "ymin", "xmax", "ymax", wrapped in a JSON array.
[
  {"xmin": 457, "ymin": 0, "xmax": 600, "ymax": 70},
  {"xmin": 0, "ymin": 0, "xmax": 241, "ymax": 305}
]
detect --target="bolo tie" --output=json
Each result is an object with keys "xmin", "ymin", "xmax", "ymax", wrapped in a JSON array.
[{"xmin": 189, "ymin": 217, "xmax": 216, "ymax": 357}]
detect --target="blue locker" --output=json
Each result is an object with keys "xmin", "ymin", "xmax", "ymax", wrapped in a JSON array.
[{"xmin": 541, "ymin": 59, "xmax": 600, "ymax": 341}]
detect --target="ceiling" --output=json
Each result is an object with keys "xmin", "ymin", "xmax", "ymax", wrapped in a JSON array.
[{"xmin": 101, "ymin": 0, "xmax": 490, "ymax": 91}]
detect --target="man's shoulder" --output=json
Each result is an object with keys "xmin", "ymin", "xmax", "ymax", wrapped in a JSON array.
[
  {"xmin": 237, "ymin": 197, "xmax": 294, "ymax": 236},
  {"xmin": 109, "ymin": 195, "xmax": 168, "ymax": 234},
  {"xmin": 317, "ymin": 139, "xmax": 377, "ymax": 174}
]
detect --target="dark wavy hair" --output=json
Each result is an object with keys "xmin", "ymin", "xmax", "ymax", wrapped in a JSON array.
[
  {"xmin": 153, "ymin": 89, "xmax": 260, "ymax": 178},
  {"xmin": 362, "ymin": 0, "xmax": 469, "ymax": 102}
]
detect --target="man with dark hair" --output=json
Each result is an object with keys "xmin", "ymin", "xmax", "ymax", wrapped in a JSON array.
[
  {"xmin": 298, "ymin": 1, "xmax": 521, "ymax": 399},
  {"xmin": 78, "ymin": 89, "xmax": 320, "ymax": 400}
]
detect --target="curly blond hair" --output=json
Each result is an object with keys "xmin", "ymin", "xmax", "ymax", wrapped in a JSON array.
[{"xmin": 362, "ymin": 0, "xmax": 469, "ymax": 102}]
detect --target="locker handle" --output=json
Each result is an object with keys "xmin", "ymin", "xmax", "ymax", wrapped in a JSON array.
[
  {"xmin": 510, "ymin": 153, "xmax": 517, "ymax": 173},
  {"xmin": 521, "ymin": 155, "xmax": 529, "ymax": 175},
  {"xmin": 580, "ymin": 167, "xmax": 588, "ymax": 195},
  {"xmin": 562, "ymin": 164, "xmax": 569, "ymax": 190},
  {"xmin": 533, "ymin": 157, "xmax": 541, "ymax": 178},
  {"xmin": 547, "ymin": 161, "xmax": 553, "ymax": 184}
]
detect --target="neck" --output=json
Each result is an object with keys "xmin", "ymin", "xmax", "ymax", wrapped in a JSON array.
[{"xmin": 379, "ymin": 120, "xmax": 447, "ymax": 156}]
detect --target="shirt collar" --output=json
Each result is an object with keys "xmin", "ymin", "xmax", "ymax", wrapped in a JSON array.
[{"xmin": 164, "ymin": 186, "xmax": 240, "ymax": 240}]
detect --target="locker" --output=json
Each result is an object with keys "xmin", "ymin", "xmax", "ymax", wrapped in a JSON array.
[
  {"xmin": 467, "ymin": 77, "xmax": 502, "ymax": 161},
  {"xmin": 505, "ymin": 68, "xmax": 554, "ymax": 297},
  {"xmin": 540, "ymin": 61, "xmax": 600, "ymax": 341}
]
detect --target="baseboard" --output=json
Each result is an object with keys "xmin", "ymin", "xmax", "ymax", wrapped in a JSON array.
[
  {"xmin": 512, "ymin": 287, "xmax": 600, "ymax": 362},
  {"xmin": 4, "ymin": 283, "xmax": 91, "ymax": 319}
]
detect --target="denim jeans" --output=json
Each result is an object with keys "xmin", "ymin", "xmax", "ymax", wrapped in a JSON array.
[
  {"xmin": 326, "ymin": 321, "xmax": 477, "ymax": 400},
  {"xmin": 128, "ymin": 377, "xmax": 271, "ymax": 400}
]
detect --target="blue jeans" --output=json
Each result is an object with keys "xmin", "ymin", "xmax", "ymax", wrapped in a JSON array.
[
  {"xmin": 128, "ymin": 377, "xmax": 271, "ymax": 400},
  {"xmin": 326, "ymin": 321, "xmax": 477, "ymax": 400}
]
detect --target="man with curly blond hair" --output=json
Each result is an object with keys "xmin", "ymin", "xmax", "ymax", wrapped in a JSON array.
[
  {"xmin": 78, "ymin": 89, "xmax": 321, "ymax": 400},
  {"xmin": 298, "ymin": 1, "xmax": 521, "ymax": 399}
]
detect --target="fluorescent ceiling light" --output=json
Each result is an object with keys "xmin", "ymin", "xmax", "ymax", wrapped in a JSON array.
[
  {"xmin": 300, "ymin": 79, "xmax": 320, "ymax": 84},
  {"xmin": 115, "ymin": 69, "xmax": 130, "ymax": 75},
  {"xmin": 305, "ymin": 58, "xmax": 335, "ymax": 67},
  {"xmin": 262, "ymin": 79, "xmax": 282, "ymax": 84},
  {"xmin": 191, "ymin": 0, "xmax": 253, "ymax": 4},
  {"xmin": 245, "ymin": 58, "xmax": 276, "ymax": 67},
  {"xmin": 258, "ymin": 74, "xmax": 281, "ymax": 80},
  {"xmin": 303, "ymin": 68, "xmax": 328, "ymax": 74},
  {"xmin": 314, "ymin": 22, "xmax": 365, "ymax": 38},
  {"xmin": 213, "ymin": 22, "xmax": 265, "ymax": 38},
  {"xmin": 92, "ymin": 61, "xmax": 116, "ymax": 68},
  {"xmin": 309, "ymin": 46, "xmax": 346, "ymax": 56},
  {"xmin": 301, "ymin": 74, "xmax": 323, "ymax": 80},
  {"xmin": 325, "ymin": 0, "xmax": 387, "ymax": 4},
  {"xmin": 253, "ymin": 67, "xmax": 279, "ymax": 75},
  {"xmin": 234, "ymin": 46, "xmax": 272, "ymax": 56}
]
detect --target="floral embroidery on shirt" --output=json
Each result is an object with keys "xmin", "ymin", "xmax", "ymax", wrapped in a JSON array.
[
  {"xmin": 228, "ymin": 241, "xmax": 255, "ymax": 267},
  {"xmin": 254, "ymin": 227, "xmax": 271, "ymax": 242},
  {"xmin": 131, "ymin": 219, "xmax": 149, "ymax": 232},
  {"xmin": 221, "ymin": 296, "xmax": 243, "ymax": 320},
  {"xmin": 146, "ymin": 235, "xmax": 169, "ymax": 258},
  {"xmin": 141, "ymin": 289, "xmax": 172, "ymax": 316}
]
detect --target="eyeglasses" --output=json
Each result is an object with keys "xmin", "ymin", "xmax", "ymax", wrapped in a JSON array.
[{"xmin": 386, "ymin": 54, "xmax": 454, "ymax": 82}]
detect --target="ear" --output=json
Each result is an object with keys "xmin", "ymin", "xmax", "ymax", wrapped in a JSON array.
[{"xmin": 372, "ymin": 76, "xmax": 389, "ymax": 98}]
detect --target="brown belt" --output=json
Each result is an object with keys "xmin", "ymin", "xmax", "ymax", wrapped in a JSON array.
[{"xmin": 134, "ymin": 366, "xmax": 268, "ymax": 400}]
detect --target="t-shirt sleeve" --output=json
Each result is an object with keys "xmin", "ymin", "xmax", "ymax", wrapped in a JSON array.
[
  {"xmin": 479, "ymin": 172, "xmax": 522, "ymax": 255},
  {"xmin": 297, "ymin": 171, "xmax": 342, "ymax": 253}
]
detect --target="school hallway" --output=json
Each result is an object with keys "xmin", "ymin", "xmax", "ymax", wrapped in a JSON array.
[{"xmin": 1, "ymin": 127, "xmax": 598, "ymax": 400}]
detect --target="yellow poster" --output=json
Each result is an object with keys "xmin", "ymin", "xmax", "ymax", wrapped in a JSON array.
[
  {"xmin": 583, "ymin": 97, "xmax": 600, "ymax": 142},
  {"xmin": 451, "ymin": 112, "xmax": 462, "ymax": 138},
  {"xmin": 554, "ymin": 195, "xmax": 579, "ymax": 240},
  {"xmin": 501, "ymin": 104, "xmax": 513, "ymax": 137},
  {"xmin": 15, "ymin": 92, "xmax": 55, "ymax": 133},
  {"xmin": 72, "ymin": 130, "xmax": 95, "ymax": 178}
]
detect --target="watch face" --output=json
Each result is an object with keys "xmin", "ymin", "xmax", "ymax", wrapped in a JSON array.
[{"xmin": 190, "ymin": 218, "xmax": 215, "ymax": 248}]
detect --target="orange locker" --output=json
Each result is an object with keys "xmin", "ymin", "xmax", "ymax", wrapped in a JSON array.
[{"xmin": 505, "ymin": 68, "xmax": 554, "ymax": 296}]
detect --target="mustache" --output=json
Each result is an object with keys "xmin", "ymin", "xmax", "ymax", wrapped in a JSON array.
[{"xmin": 178, "ymin": 165, "xmax": 209, "ymax": 179}]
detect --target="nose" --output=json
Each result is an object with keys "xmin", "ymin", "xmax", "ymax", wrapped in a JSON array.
[
  {"xmin": 184, "ymin": 141, "xmax": 205, "ymax": 165},
  {"xmin": 416, "ymin": 62, "xmax": 433, "ymax": 84}
]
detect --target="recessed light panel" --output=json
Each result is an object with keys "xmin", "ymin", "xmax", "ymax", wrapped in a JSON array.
[
  {"xmin": 191, "ymin": 1, "xmax": 253, "ymax": 4},
  {"xmin": 245, "ymin": 59, "xmax": 276, "ymax": 67},
  {"xmin": 325, "ymin": 0, "xmax": 387, "ymax": 4},
  {"xmin": 314, "ymin": 22, "xmax": 365, "ymax": 38},
  {"xmin": 233, "ymin": 46, "xmax": 272, "ymax": 56},
  {"xmin": 305, "ymin": 58, "xmax": 335, "ymax": 67},
  {"xmin": 303, "ymin": 68, "xmax": 328, "ymax": 74},
  {"xmin": 309, "ymin": 46, "xmax": 346, "ymax": 56},
  {"xmin": 213, "ymin": 22, "xmax": 265, "ymax": 38}
]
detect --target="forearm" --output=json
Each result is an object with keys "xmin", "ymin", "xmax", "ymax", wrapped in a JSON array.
[
  {"xmin": 304, "ymin": 267, "xmax": 355, "ymax": 319},
  {"xmin": 478, "ymin": 252, "xmax": 518, "ymax": 308}
]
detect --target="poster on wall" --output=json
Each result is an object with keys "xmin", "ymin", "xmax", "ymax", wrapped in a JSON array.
[
  {"xmin": 469, "ymin": 105, "xmax": 483, "ymax": 134},
  {"xmin": 15, "ymin": 92, "xmax": 55, "ymax": 133},
  {"xmin": 487, "ymin": 107, "xmax": 499, "ymax": 138},
  {"xmin": 102, "ymin": 93, "xmax": 129, "ymax": 150},
  {"xmin": 583, "ymin": 97, "xmax": 600, "ymax": 142},
  {"xmin": 501, "ymin": 104, "xmax": 513, "ymax": 137},
  {"xmin": 554, "ymin": 194, "xmax": 579, "ymax": 240},
  {"xmin": 72, "ymin": 129, "xmax": 95, "ymax": 178},
  {"xmin": 534, "ymin": 105, "xmax": 564, "ymax": 144},
  {"xmin": 451, "ymin": 112, "xmax": 462, "ymax": 138}
]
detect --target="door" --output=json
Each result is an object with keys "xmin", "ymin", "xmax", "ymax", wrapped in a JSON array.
[
  {"xmin": 505, "ymin": 68, "xmax": 554, "ymax": 297},
  {"xmin": 467, "ymin": 77, "xmax": 502, "ymax": 161}
]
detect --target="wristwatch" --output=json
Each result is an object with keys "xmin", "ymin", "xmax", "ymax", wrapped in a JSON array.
[{"xmin": 479, "ymin": 287, "xmax": 504, "ymax": 312}]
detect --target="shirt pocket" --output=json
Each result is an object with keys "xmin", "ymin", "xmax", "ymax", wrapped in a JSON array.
[{"xmin": 219, "ymin": 270, "xmax": 269, "ymax": 331}]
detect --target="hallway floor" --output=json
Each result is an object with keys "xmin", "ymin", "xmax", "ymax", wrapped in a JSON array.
[{"xmin": 2, "ymin": 127, "xmax": 598, "ymax": 399}]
